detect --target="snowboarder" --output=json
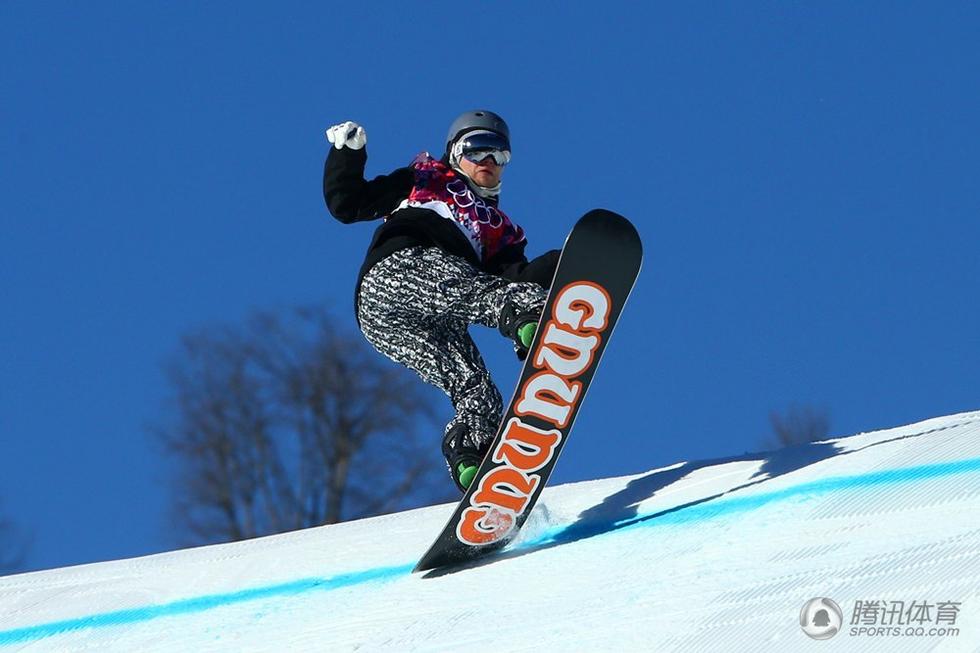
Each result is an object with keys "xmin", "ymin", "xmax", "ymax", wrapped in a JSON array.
[{"xmin": 323, "ymin": 110, "xmax": 559, "ymax": 492}]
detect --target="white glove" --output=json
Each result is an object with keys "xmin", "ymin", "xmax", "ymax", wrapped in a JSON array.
[{"xmin": 325, "ymin": 121, "xmax": 367, "ymax": 150}]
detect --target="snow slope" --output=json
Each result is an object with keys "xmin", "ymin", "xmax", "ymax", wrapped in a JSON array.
[{"xmin": 2, "ymin": 410, "xmax": 980, "ymax": 652}]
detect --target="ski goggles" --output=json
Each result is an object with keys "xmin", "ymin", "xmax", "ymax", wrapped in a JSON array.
[{"xmin": 456, "ymin": 131, "xmax": 512, "ymax": 166}]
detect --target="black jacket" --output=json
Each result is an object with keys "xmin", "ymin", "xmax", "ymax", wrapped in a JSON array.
[{"xmin": 322, "ymin": 147, "xmax": 560, "ymax": 310}]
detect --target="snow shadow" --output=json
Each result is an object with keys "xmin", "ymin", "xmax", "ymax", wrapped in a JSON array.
[
  {"xmin": 540, "ymin": 428, "xmax": 936, "ymax": 553},
  {"xmin": 422, "ymin": 427, "xmax": 937, "ymax": 577}
]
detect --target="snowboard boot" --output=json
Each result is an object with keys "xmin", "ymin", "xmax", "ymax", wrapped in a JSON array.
[
  {"xmin": 499, "ymin": 300, "xmax": 541, "ymax": 361},
  {"xmin": 442, "ymin": 423, "xmax": 491, "ymax": 492}
]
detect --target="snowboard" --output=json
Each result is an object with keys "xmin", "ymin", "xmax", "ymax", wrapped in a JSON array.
[{"xmin": 414, "ymin": 209, "xmax": 643, "ymax": 572}]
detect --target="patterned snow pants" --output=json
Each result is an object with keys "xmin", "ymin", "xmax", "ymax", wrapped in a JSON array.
[{"xmin": 358, "ymin": 247, "xmax": 548, "ymax": 452}]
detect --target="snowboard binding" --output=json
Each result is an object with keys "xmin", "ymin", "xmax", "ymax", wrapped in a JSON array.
[
  {"xmin": 441, "ymin": 423, "xmax": 490, "ymax": 492},
  {"xmin": 499, "ymin": 301, "xmax": 541, "ymax": 361}
]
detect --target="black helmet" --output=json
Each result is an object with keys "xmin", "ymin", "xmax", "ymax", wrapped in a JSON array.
[{"xmin": 445, "ymin": 110, "xmax": 510, "ymax": 154}]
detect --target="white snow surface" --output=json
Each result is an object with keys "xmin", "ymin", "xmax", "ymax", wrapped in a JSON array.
[{"xmin": 3, "ymin": 410, "xmax": 980, "ymax": 652}]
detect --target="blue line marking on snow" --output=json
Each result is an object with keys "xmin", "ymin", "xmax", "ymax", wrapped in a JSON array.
[
  {"xmin": 0, "ymin": 564, "xmax": 412, "ymax": 646},
  {"xmin": 520, "ymin": 455, "xmax": 980, "ymax": 549},
  {"xmin": 3, "ymin": 455, "xmax": 980, "ymax": 646}
]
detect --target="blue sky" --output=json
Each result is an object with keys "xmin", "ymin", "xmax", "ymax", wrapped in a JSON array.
[{"xmin": 3, "ymin": 3, "xmax": 979, "ymax": 573}]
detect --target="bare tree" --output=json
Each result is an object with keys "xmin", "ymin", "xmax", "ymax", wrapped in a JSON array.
[
  {"xmin": 155, "ymin": 306, "xmax": 448, "ymax": 546},
  {"xmin": 765, "ymin": 404, "xmax": 831, "ymax": 449}
]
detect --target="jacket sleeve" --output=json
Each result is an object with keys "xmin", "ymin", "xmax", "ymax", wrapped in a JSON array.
[
  {"xmin": 490, "ymin": 243, "xmax": 561, "ymax": 289},
  {"xmin": 323, "ymin": 147, "xmax": 416, "ymax": 224}
]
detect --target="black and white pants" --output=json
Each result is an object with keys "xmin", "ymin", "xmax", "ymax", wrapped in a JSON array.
[{"xmin": 358, "ymin": 247, "xmax": 547, "ymax": 452}]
